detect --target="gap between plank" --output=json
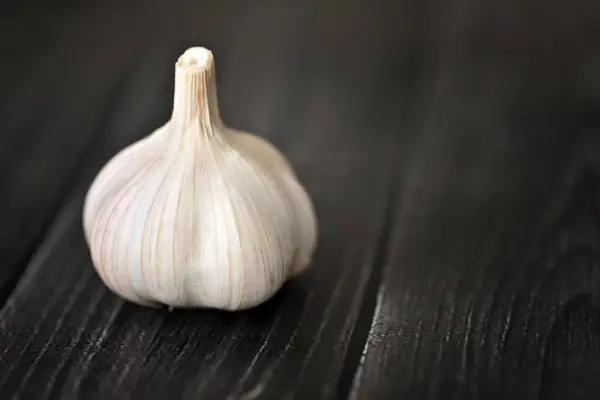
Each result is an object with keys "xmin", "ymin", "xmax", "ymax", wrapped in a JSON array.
[{"xmin": 335, "ymin": 135, "xmax": 403, "ymax": 399}]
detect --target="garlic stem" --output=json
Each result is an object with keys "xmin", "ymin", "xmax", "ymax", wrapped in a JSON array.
[{"xmin": 172, "ymin": 47, "xmax": 222, "ymax": 138}]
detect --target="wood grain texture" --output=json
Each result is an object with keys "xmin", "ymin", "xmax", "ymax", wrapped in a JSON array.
[
  {"xmin": 0, "ymin": 0, "xmax": 599, "ymax": 399},
  {"xmin": 351, "ymin": 0, "xmax": 600, "ymax": 398}
]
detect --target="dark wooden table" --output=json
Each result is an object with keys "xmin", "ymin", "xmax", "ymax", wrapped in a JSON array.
[{"xmin": 1, "ymin": 0, "xmax": 600, "ymax": 398}]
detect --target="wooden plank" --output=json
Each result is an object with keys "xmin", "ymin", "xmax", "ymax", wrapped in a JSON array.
[
  {"xmin": 0, "ymin": 2, "xmax": 174, "ymax": 304},
  {"xmin": 350, "ymin": 0, "xmax": 600, "ymax": 398},
  {"xmin": 0, "ymin": 1, "xmax": 421, "ymax": 398}
]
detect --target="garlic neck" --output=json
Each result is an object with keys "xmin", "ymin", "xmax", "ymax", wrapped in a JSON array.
[{"xmin": 171, "ymin": 47, "xmax": 223, "ymax": 138}]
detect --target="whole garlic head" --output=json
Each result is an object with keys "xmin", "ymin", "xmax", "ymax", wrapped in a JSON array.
[{"xmin": 83, "ymin": 47, "xmax": 317, "ymax": 311}]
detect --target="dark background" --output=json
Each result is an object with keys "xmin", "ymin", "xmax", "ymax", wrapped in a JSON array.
[{"xmin": 1, "ymin": 0, "xmax": 600, "ymax": 399}]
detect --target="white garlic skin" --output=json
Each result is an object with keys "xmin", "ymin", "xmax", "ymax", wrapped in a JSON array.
[{"xmin": 82, "ymin": 47, "xmax": 317, "ymax": 310}]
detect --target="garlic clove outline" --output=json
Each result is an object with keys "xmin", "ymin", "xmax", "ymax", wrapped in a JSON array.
[{"xmin": 82, "ymin": 46, "xmax": 318, "ymax": 310}]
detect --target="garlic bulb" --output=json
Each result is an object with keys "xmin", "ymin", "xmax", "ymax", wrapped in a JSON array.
[{"xmin": 82, "ymin": 47, "xmax": 317, "ymax": 311}]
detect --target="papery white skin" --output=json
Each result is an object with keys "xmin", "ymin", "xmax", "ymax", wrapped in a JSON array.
[{"xmin": 82, "ymin": 47, "xmax": 317, "ymax": 310}]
